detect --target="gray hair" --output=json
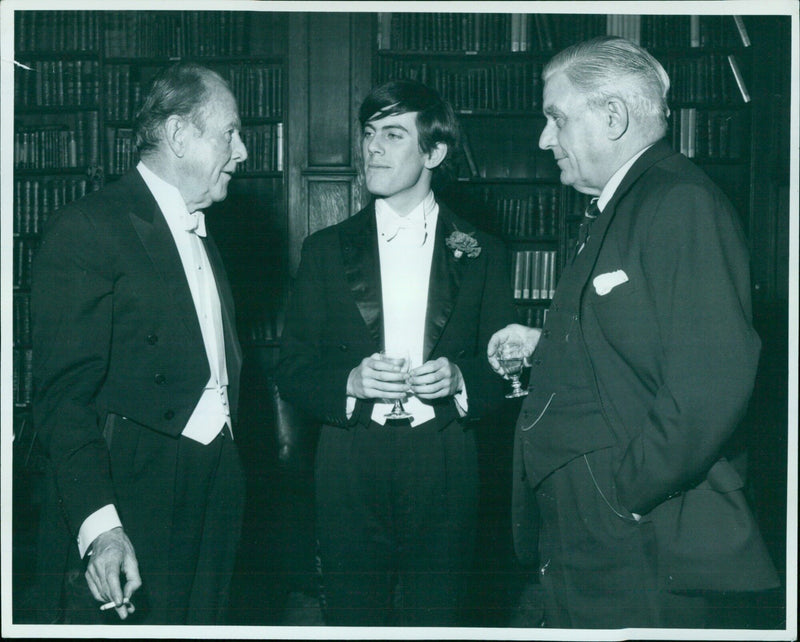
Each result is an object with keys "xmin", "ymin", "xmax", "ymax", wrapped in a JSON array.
[
  {"xmin": 134, "ymin": 62, "xmax": 230, "ymax": 156},
  {"xmin": 544, "ymin": 36, "xmax": 671, "ymax": 136}
]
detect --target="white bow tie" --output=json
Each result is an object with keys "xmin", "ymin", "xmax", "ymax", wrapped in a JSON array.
[
  {"xmin": 381, "ymin": 215, "xmax": 428, "ymax": 247},
  {"xmin": 185, "ymin": 211, "xmax": 206, "ymax": 237}
]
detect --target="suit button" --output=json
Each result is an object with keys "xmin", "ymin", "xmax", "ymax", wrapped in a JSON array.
[
  {"xmin": 154, "ymin": 374, "xmax": 166, "ymax": 384},
  {"xmin": 339, "ymin": 344, "xmax": 348, "ymax": 351},
  {"xmin": 146, "ymin": 334, "xmax": 158, "ymax": 345},
  {"xmin": 542, "ymin": 329, "xmax": 550, "ymax": 338},
  {"xmin": 534, "ymin": 358, "xmax": 542, "ymax": 366},
  {"xmin": 164, "ymin": 410, "xmax": 175, "ymax": 420}
]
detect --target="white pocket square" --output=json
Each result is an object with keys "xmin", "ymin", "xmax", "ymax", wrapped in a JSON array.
[{"xmin": 593, "ymin": 270, "xmax": 629, "ymax": 296}]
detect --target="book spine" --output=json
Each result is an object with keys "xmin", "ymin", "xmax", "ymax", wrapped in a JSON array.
[
  {"xmin": 733, "ymin": 16, "xmax": 751, "ymax": 47},
  {"xmin": 512, "ymin": 251, "xmax": 523, "ymax": 299},
  {"xmin": 727, "ymin": 54, "xmax": 751, "ymax": 103}
]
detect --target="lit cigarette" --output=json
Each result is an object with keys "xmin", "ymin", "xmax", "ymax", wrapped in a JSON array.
[{"xmin": 99, "ymin": 599, "xmax": 130, "ymax": 611}]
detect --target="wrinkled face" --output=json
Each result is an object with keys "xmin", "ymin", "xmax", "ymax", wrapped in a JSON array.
[
  {"xmin": 181, "ymin": 81, "xmax": 248, "ymax": 211},
  {"xmin": 362, "ymin": 110, "xmax": 437, "ymax": 213},
  {"xmin": 539, "ymin": 71, "xmax": 609, "ymax": 195}
]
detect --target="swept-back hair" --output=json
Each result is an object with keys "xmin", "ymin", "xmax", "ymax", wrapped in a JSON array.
[
  {"xmin": 359, "ymin": 79, "xmax": 460, "ymax": 157},
  {"xmin": 134, "ymin": 61, "xmax": 229, "ymax": 156},
  {"xmin": 544, "ymin": 36, "xmax": 671, "ymax": 136}
]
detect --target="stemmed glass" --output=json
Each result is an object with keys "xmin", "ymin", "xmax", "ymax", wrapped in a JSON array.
[
  {"xmin": 382, "ymin": 351, "xmax": 413, "ymax": 420},
  {"xmin": 498, "ymin": 339, "xmax": 528, "ymax": 398}
]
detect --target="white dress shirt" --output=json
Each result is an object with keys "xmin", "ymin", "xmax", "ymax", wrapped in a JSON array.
[
  {"xmin": 77, "ymin": 161, "xmax": 231, "ymax": 557},
  {"xmin": 345, "ymin": 192, "xmax": 468, "ymax": 427}
]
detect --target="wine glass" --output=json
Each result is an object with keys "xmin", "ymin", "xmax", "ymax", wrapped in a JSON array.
[
  {"xmin": 498, "ymin": 339, "xmax": 528, "ymax": 398},
  {"xmin": 381, "ymin": 351, "xmax": 413, "ymax": 420}
]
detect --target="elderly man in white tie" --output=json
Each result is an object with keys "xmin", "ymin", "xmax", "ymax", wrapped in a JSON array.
[
  {"xmin": 30, "ymin": 62, "xmax": 247, "ymax": 625},
  {"xmin": 277, "ymin": 79, "xmax": 515, "ymax": 626}
]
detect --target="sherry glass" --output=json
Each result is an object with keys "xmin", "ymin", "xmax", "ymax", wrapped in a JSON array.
[
  {"xmin": 382, "ymin": 351, "xmax": 413, "ymax": 420},
  {"xmin": 498, "ymin": 340, "xmax": 528, "ymax": 398}
]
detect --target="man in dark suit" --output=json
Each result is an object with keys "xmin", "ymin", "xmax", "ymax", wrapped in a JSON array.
[
  {"xmin": 488, "ymin": 36, "xmax": 779, "ymax": 628},
  {"xmin": 277, "ymin": 79, "xmax": 514, "ymax": 626},
  {"xmin": 30, "ymin": 62, "xmax": 247, "ymax": 624}
]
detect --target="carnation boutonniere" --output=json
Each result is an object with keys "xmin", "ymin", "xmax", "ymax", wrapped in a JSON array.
[{"xmin": 446, "ymin": 229, "xmax": 481, "ymax": 259}]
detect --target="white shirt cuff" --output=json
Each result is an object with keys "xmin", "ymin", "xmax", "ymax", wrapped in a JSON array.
[
  {"xmin": 77, "ymin": 504, "xmax": 123, "ymax": 558},
  {"xmin": 453, "ymin": 383, "xmax": 468, "ymax": 417},
  {"xmin": 346, "ymin": 395, "xmax": 357, "ymax": 419}
]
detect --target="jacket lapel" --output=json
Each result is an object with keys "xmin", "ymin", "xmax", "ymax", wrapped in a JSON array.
[
  {"xmin": 576, "ymin": 139, "xmax": 678, "ymax": 277},
  {"xmin": 123, "ymin": 171, "xmax": 204, "ymax": 343},
  {"xmin": 204, "ymin": 235, "xmax": 243, "ymax": 386},
  {"xmin": 340, "ymin": 205, "xmax": 383, "ymax": 348},
  {"xmin": 424, "ymin": 205, "xmax": 466, "ymax": 360}
]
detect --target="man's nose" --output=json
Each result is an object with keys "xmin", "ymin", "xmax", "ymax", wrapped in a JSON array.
[
  {"xmin": 233, "ymin": 132, "xmax": 248, "ymax": 162},
  {"xmin": 367, "ymin": 135, "xmax": 383, "ymax": 155},
  {"xmin": 539, "ymin": 121, "xmax": 555, "ymax": 150}
]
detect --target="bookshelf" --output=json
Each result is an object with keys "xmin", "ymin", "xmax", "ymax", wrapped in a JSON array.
[
  {"xmin": 11, "ymin": 9, "xmax": 289, "ymax": 431},
  {"xmin": 374, "ymin": 12, "xmax": 754, "ymax": 330}
]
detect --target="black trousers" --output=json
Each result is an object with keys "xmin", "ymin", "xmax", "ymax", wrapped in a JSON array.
[
  {"xmin": 60, "ymin": 430, "xmax": 245, "ymax": 625},
  {"xmin": 314, "ymin": 418, "xmax": 478, "ymax": 626}
]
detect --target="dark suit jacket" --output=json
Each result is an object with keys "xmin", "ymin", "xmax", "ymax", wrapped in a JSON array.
[
  {"xmin": 30, "ymin": 169, "xmax": 242, "ymax": 610},
  {"xmin": 276, "ymin": 200, "xmax": 514, "ymax": 431},
  {"xmin": 513, "ymin": 140, "xmax": 778, "ymax": 592}
]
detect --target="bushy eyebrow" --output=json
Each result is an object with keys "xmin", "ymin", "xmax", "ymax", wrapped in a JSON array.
[
  {"xmin": 543, "ymin": 105, "xmax": 563, "ymax": 119},
  {"xmin": 364, "ymin": 123, "xmax": 409, "ymax": 134}
]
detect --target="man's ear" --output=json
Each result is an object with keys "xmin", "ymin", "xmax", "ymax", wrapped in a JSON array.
[
  {"xmin": 164, "ymin": 114, "xmax": 188, "ymax": 157},
  {"xmin": 424, "ymin": 142, "xmax": 448, "ymax": 170},
  {"xmin": 605, "ymin": 97, "xmax": 629, "ymax": 141}
]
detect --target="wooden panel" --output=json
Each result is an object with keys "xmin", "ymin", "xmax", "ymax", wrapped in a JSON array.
[
  {"xmin": 308, "ymin": 13, "xmax": 352, "ymax": 168},
  {"xmin": 287, "ymin": 13, "xmax": 310, "ymax": 275},
  {"xmin": 308, "ymin": 179, "xmax": 351, "ymax": 236}
]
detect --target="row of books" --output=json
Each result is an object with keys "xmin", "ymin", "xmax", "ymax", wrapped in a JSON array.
[
  {"xmin": 378, "ymin": 12, "xmax": 557, "ymax": 52},
  {"xmin": 13, "ymin": 238, "xmax": 39, "ymax": 290},
  {"xmin": 562, "ymin": 189, "xmax": 595, "ymax": 219},
  {"xmin": 14, "ymin": 177, "xmax": 100, "ymax": 236},
  {"xmin": 459, "ymin": 123, "xmax": 557, "ymax": 181},
  {"xmin": 15, "ymin": 60, "xmax": 102, "ymax": 108},
  {"xmin": 104, "ymin": 128, "xmax": 137, "ymax": 176},
  {"xmin": 512, "ymin": 250, "xmax": 558, "ymax": 301},
  {"xmin": 515, "ymin": 305, "xmax": 547, "ymax": 330},
  {"xmin": 664, "ymin": 54, "xmax": 750, "ymax": 104},
  {"xmin": 238, "ymin": 124, "xmax": 285, "ymax": 173},
  {"xmin": 672, "ymin": 108, "xmax": 745, "ymax": 160},
  {"xmin": 104, "ymin": 11, "xmax": 249, "ymax": 58},
  {"xmin": 14, "ymin": 10, "xmax": 100, "ymax": 53},
  {"xmin": 226, "ymin": 65, "xmax": 283, "ymax": 119},
  {"xmin": 101, "ymin": 63, "xmax": 283, "ymax": 123},
  {"xmin": 639, "ymin": 15, "xmax": 750, "ymax": 50},
  {"xmin": 378, "ymin": 58, "xmax": 543, "ymax": 112},
  {"xmin": 14, "ymin": 115, "xmax": 100, "ymax": 170},
  {"xmin": 377, "ymin": 13, "xmax": 749, "ymax": 54},
  {"xmin": 495, "ymin": 189, "xmax": 560, "ymax": 239},
  {"xmin": 551, "ymin": 15, "xmax": 607, "ymax": 49},
  {"xmin": 241, "ymin": 313, "xmax": 285, "ymax": 345},
  {"xmin": 103, "ymin": 65, "xmax": 143, "ymax": 122},
  {"xmin": 12, "ymin": 349, "xmax": 34, "ymax": 407},
  {"xmin": 14, "ymin": 294, "xmax": 32, "ymax": 347}
]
